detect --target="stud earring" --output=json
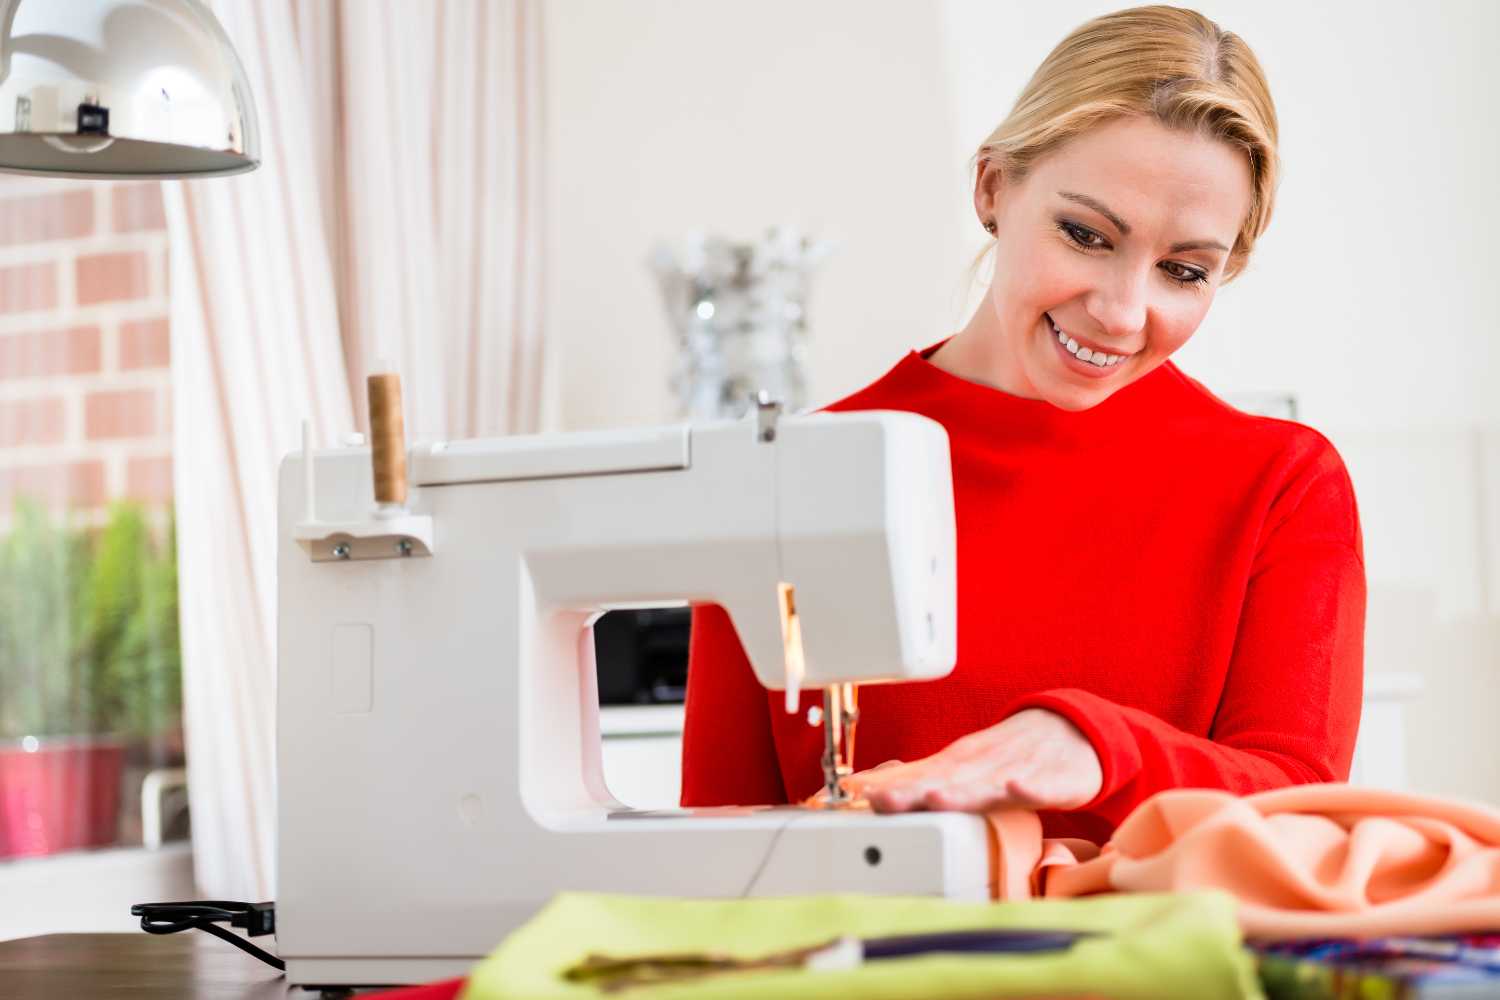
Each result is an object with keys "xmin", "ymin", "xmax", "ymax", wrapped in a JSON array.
[{"xmin": 983, "ymin": 220, "xmax": 997, "ymax": 235}]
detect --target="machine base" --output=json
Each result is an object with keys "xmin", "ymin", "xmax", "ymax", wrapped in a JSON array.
[{"xmin": 280, "ymin": 809, "xmax": 993, "ymax": 987}]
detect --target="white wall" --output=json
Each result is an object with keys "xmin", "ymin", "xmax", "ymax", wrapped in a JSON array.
[
  {"xmin": 544, "ymin": 2, "xmax": 1500, "ymax": 802},
  {"xmin": 543, "ymin": 0, "xmax": 966, "ymax": 430}
]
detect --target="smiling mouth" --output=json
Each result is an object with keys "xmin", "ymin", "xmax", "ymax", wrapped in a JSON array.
[{"xmin": 1045, "ymin": 313, "xmax": 1134, "ymax": 369}]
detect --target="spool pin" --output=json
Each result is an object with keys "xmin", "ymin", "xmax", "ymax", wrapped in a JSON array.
[{"xmin": 367, "ymin": 371, "xmax": 407, "ymax": 508}]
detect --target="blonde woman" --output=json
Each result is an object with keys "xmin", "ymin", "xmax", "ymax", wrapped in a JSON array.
[{"xmin": 680, "ymin": 5, "xmax": 1365, "ymax": 845}]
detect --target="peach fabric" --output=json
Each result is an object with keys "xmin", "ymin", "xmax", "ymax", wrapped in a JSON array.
[
  {"xmin": 986, "ymin": 808, "xmax": 1100, "ymax": 901},
  {"xmin": 1020, "ymin": 784, "xmax": 1500, "ymax": 940}
]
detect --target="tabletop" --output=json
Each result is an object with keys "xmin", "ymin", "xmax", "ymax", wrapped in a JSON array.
[{"xmin": 0, "ymin": 932, "xmax": 296, "ymax": 1000}]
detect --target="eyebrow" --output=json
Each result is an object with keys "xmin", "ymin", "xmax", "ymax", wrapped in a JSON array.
[{"xmin": 1057, "ymin": 191, "xmax": 1230, "ymax": 253}]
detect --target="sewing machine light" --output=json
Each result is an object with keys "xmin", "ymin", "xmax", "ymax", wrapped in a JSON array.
[
  {"xmin": 780, "ymin": 578, "xmax": 863, "ymax": 805},
  {"xmin": 777, "ymin": 581, "xmax": 805, "ymax": 714}
]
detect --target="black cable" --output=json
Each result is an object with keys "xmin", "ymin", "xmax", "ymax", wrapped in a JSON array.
[{"xmin": 131, "ymin": 900, "xmax": 285, "ymax": 972}]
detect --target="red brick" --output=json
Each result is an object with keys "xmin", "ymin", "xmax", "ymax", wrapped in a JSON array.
[
  {"xmin": 0, "ymin": 396, "xmax": 65, "ymax": 447},
  {"xmin": 112, "ymin": 183, "xmax": 166, "ymax": 233},
  {"xmin": 0, "ymin": 325, "xmax": 101, "ymax": 380},
  {"xmin": 0, "ymin": 261, "xmax": 58, "ymax": 314},
  {"xmin": 0, "ymin": 190, "xmax": 94, "ymax": 246},
  {"xmin": 119, "ymin": 317, "xmax": 170, "ymax": 370},
  {"xmin": 0, "ymin": 460, "xmax": 106, "ymax": 509},
  {"xmin": 85, "ymin": 388, "xmax": 155, "ymax": 439},
  {"xmin": 76, "ymin": 251, "xmax": 149, "ymax": 305},
  {"xmin": 125, "ymin": 455, "xmax": 173, "ymax": 504}
]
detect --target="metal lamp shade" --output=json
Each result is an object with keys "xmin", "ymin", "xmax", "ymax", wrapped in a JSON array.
[{"xmin": 0, "ymin": 0, "xmax": 259, "ymax": 179}]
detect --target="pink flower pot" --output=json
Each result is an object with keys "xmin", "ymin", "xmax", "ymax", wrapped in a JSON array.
[{"xmin": 0, "ymin": 738, "xmax": 125, "ymax": 859}]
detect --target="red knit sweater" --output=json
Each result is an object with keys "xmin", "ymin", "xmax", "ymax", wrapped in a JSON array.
[{"xmin": 680, "ymin": 342, "xmax": 1366, "ymax": 844}]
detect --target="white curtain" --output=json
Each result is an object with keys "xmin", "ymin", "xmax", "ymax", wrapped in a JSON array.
[
  {"xmin": 167, "ymin": 0, "xmax": 547, "ymax": 900},
  {"xmin": 312, "ymin": 0, "xmax": 549, "ymax": 441}
]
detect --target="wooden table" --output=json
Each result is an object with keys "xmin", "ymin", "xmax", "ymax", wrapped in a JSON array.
[{"xmin": 0, "ymin": 933, "xmax": 300, "ymax": 999}]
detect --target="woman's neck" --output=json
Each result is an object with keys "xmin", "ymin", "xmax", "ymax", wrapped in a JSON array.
[{"xmin": 926, "ymin": 304, "xmax": 1044, "ymax": 401}]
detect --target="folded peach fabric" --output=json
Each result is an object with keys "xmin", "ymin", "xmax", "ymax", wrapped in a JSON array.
[
  {"xmin": 985, "ymin": 808, "xmax": 1099, "ymax": 901},
  {"xmin": 1013, "ymin": 784, "xmax": 1500, "ymax": 940}
]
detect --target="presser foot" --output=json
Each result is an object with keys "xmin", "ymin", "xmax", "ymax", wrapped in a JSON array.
[
  {"xmin": 819, "ymin": 759, "xmax": 854, "ymax": 808},
  {"xmin": 816, "ymin": 684, "xmax": 860, "ymax": 809}
]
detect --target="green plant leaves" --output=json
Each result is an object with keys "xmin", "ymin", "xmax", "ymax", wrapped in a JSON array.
[{"xmin": 0, "ymin": 500, "xmax": 181, "ymax": 741}]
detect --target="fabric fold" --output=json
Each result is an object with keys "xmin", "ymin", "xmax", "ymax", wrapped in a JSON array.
[{"xmin": 1039, "ymin": 784, "xmax": 1500, "ymax": 940}]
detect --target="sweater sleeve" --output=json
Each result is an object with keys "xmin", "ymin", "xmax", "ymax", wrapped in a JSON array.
[
  {"xmin": 1004, "ymin": 436, "xmax": 1367, "ymax": 828},
  {"xmin": 679, "ymin": 603, "xmax": 790, "ymax": 807}
]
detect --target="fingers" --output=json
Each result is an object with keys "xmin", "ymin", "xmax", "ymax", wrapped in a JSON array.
[
  {"xmin": 860, "ymin": 759, "xmax": 1084, "ymax": 814},
  {"xmin": 841, "ymin": 758, "xmax": 905, "ymax": 796},
  {"xmin": 862, "ymin": 759, "xmax": 975, "ymax": 813},
  {"xmin": 852, "ymin": 761, "xmax": 930, "ymax": 809},
  {"xmin": 806, "ymin": 760, "xmax": 909, "ymax": 807},
  {"xmin": 1004, "ymin": 773, "xmax": 1098, "ymax": 811},
  {"xmin": 829, "ymin": 709, "xmax": 1104, "ymax": 815}
]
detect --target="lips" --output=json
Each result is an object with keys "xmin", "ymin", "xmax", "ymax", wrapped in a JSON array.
[{"xmin": 1044, "ymin": 313, "xmax": 1137, "ymax": 360}]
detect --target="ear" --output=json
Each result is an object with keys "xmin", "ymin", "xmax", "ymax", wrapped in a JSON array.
[{"xmin": 972, "ymin": 155, "xmax": 1005, "ymax": 229}]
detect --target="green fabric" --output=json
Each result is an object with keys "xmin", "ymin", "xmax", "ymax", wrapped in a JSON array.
[{"xmin": 460, "ymin": 891, "xmax": 1264, "ymax": 1000}]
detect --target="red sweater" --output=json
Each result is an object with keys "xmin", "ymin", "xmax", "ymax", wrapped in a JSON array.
[{"xmin": 680, "ymin": 342, "xmax": 1366, "ymax": 844}]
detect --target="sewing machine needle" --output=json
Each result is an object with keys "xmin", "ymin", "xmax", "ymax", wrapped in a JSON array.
[
  {"xmin": 821, "ymin": 689, "xmax": 846, "ymax": 804},
  {"xmin": 820, "ymin": 684, "xmax": 859, "ymax": 807}
]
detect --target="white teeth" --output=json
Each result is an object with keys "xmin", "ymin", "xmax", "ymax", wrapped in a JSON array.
[{"xmin": 1049, "ymin": 315, "xmax": 1130, "ymax": 367}]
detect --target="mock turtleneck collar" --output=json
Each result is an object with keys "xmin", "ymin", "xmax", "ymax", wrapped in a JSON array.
[{"xmin": 868, "ymin": 338, "xmax": 1191, "ymax": 444}]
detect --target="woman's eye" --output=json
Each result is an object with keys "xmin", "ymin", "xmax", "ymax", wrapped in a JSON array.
[
  {"xmin": 1060, "ymin": 222, "xmax": 1106, "ymax": 249},
  {"xmin": 1162, "ymin": 261, "xmax": 1209, "ymax": 285}
]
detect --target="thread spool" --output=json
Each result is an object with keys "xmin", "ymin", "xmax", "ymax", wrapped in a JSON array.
[{"xmin": 367, "ymin": 370, "xmax": 407, "ymax": 508}]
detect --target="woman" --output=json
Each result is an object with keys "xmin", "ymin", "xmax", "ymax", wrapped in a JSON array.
[{"xmin": 680, "ymin": 5, "xmax": 1365, "ymax": 845}]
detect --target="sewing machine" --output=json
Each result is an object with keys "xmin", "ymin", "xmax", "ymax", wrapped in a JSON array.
[{"xmin": 275, "ymin": 398, "xmax": 991, "ymax": 986}]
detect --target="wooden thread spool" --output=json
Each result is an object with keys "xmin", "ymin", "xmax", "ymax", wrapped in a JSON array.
[{"xmin": 367, "ymin": 372, "xmax": 407, "ymax": 507}]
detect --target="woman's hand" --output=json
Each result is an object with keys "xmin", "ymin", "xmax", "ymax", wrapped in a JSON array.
[{"xmin": 839, "ymin": 709, "xmax": 1103, "ymax": 814}]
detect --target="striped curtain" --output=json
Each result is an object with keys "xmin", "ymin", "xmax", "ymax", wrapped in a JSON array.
[
  {"xmin": 299, "ymin": 0, "xmax": 548, "ymax": 440},
  {"xmin": 167, "ymin": 0, "xmax": 547, "ymax": 900}
]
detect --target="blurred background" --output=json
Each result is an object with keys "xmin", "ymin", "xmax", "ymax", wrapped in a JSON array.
[{"xmin": 0, "ymin": 0, "xmax": 1496, "ymax": 940}]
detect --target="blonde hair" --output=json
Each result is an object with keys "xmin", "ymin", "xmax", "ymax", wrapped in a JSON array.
[{"xmin": 976, "ymin": 5, "xmax": 1278, "ymax": 282}]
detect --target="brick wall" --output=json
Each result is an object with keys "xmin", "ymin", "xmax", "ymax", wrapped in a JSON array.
[{"xmin": 0, "ymin": 176, "xmax": 172, "ymax": 523}]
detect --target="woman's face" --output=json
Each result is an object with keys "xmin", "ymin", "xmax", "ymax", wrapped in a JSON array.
[{"xmin": 974, "ymin": 115, "xmax": 1253, "ymax": 411}]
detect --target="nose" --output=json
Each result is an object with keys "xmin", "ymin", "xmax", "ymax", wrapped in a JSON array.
[{"xmin": 1082, "ymin": 265, "xmax": 1149, "ymax": 344}]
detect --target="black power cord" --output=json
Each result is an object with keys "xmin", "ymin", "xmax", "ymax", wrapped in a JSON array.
[{"xmin": 130, "ymin": 900, "xmax": 284, "ymax": 971}]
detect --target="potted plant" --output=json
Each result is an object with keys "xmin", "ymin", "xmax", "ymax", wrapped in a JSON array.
[{"xmin": 0, "ymin": 500, "xmax": 181, "ymax": 859}]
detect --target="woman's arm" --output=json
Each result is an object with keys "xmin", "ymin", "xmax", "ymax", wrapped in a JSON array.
[
  {"xmin": 679, "ymin": 603, "xmax": 790, "ymax": 806},
  {"xmin": 1024, "ymin": 451, "xmax": 1366, "ymax": 825},
  {"xmin": 858, "ymin": 438, "xmax": 1367, "ymax": 827}
]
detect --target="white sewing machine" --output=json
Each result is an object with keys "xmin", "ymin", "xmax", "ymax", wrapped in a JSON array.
[{"xmin": 275, "ymin": 397, "xmax": 991, "ymax": 986}]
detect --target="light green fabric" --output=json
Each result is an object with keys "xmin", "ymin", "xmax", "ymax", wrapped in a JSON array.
[{"xmin": 460, "ymin": 891, "xmax": 1263, "ymax": 1000}]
